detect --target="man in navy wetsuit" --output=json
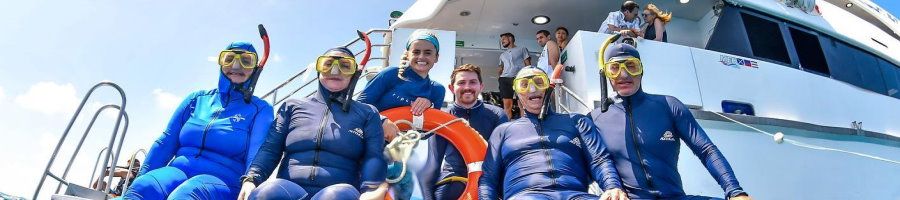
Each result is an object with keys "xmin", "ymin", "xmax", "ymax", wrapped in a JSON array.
[
  {"xmin": 417, "ymin": 64, "xmax": 508, "ymax": 200},
  {"xmin": 479, "ymin": 67, "xmax": 628, "ymax": 200},
  {"xmin": 589, "ymin": 43, "xmax": 752, "ymax": 200}
]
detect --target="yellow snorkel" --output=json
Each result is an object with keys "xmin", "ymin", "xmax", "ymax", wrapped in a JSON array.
[{"xmin": 597, "ymin": 32, "xmax": 624, "ymax": 113}]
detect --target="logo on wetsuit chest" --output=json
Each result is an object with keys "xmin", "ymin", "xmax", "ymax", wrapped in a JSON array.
[
  {"xmin": 229, "ymin": 114, "xmax": 245, "ymax": 123},
  {"xmin": 660, "ymin": 131, "xmax": 676, "ymax": 141},
  {"xmin": 350, "ymin": 128, "xmax": 365, "ymax": 139}
]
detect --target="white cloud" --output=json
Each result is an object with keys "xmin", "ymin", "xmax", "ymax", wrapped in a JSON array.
[
  {"xmin": 153, "ymin": 89, "xmax": 181, "ymax": 112},
  {"xmin": 207, "ymin": 56, "xmax": 218, "ymax": 63},
  {"xmin": 15, "ymin": 82, "xmax": 79, "ymax": 115},
  {"xmin": 271, "ymin": 54, "xmax": 283, "ymax": 62}
]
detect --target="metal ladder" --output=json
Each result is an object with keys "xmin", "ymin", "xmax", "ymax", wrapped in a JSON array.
[
  {"xmin": 33, "ymin": 81, "xmax": 129, "ymax": 200},
  {"xmin": 260, "ymin": 29, "xmax": 393, "ymax": 107},
  {"xmin": 85, "ymin": 148, "xmax": 146, "ymax": 197}
]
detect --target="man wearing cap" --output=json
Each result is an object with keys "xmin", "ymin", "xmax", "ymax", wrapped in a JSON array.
[
  {"xmin": 589, "ymin": 43, "xmax": 752, "ymax": 200},
  {"xmin": 479, "ymin": 67, "xmax": 627, "ymax": 200},
  {"xmin": 497, "ymin": 32, "xmax": 531, "ymax": 119}
]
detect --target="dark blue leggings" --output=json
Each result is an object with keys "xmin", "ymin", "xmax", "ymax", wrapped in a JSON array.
[
  {"xmin": 511, "ymin": 191, "xmax": 600, "ymax": 200},
  {"xmin": 123, "ymin": 166, "xmax": 236, "ymax": 200},
  {"xmin": 248, "ymin": 179, "xmax": 360, "ymax": 200}
]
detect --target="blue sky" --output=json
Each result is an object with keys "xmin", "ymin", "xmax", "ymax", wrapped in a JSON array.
[
  {"xmin": 0, "ymin": 0, "xmax": 412, "ymax": 197},
  {"xmin": 1, "ymin": 0, "xmax": 899, "ymax": 198}
]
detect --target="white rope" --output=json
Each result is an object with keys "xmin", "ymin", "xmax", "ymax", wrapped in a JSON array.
[
  {"xmin": 710, "ymin": 112, "xmax": 900, "ymax": 165},
  {"xmin": 385, "ymin": 117, "xmax": 470, "ymax": 183}
]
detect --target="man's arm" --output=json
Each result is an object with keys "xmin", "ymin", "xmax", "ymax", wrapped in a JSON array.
[
  {"xmin": 667, "ymin": 96, "xmax": 746, "ymax": 198},
  {"xmin": 522, "ymin": 47, "xmax": 532, "ymax": 67},
  {"xmin": 575, "ymin": 115, "xmax": 622, "ymax": 190},
  {"xmin": 479, "ymin": 125, "xmax": 507, "ymax": 200},
  {"xmin": 547, "ymin": 41, "xmax": 560, "ymax": 68}
]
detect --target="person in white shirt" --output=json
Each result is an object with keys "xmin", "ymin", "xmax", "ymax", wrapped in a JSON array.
[
  {"xmin": 598, "ymin": 1, "xmax": 642, "ymax": 37},
  {"xmin": 535, "ymin": 30, "xmax": 560, "ymax": 74}
]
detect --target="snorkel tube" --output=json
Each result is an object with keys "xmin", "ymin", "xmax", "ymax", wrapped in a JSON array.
[
  {"xmin": 342, "ymin": 30, "xmax": 373, "ymax": 112},
  {"xmin": 596, "ymin": 32, "xmax": 623, "ymax": 113},
  {"xmin": 241, "ymin": 24, "xmax": 271, "ymax": 103},
  {"xmin": 539, "ymin": 61, "xmax": 566, "ymax": 119}
]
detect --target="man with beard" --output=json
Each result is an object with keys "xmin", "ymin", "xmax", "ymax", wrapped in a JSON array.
[
  {"xmin": 497, "ymin": 32, "xmax": 531, "ymax": 119},
  {"xmin": 479, "ymin": 67, "xmax": 628, "ymax": 200},
  {"xmin": 419, "ymin": 64, "xmax": 508, "ymax": 200}
]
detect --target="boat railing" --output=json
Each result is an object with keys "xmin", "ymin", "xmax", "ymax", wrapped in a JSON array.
[
  {"xmin": 120, "ymin": 149, "xmax": 147, "ymax": 193},
  {"xmin": 33, "ymin": 81, "xmax": 129, "ymax": 199},
  {"xmin": 261, "ymin": 29, "xmax": 393, "ymax": 107},
  {"xmin": 553, "ymin": 83, "xmax": 594, "ymax": 114}
]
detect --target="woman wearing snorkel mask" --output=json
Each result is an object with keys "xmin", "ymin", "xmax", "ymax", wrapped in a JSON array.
[
  {"xmin": 237, "ymin": 47, "xmax": 387, "ymax": 200},
  {"xmin": 358, "ymin": 29, "xmax": 446, "ymax": 200},
  {"xmin": 123, "ymin": 41, "xmax": 274, "ymax": 200}
]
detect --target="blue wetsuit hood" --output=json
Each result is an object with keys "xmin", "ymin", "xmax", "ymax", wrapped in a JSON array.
[{"xmin": 219, "ymin": 41, "xmax": 259, "ymax": 104}]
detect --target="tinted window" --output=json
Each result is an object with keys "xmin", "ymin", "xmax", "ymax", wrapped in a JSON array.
[
  {"xmin": 879, "ymin": 59, "xmax": 900, "ymax": 98},
  {"xmin": 826, "ymin": 40, "xmax": 864, "ymax": 87},
  {"xmin": 741, "ymin": 13, "xmax": 790, "ymax": 64},
  {"xmin": 850, "ymin": 47, "xmax": 887, "ymax": 93},
  {"xmin": 789, "ymin": 28, "xmax": 829, "ymax": 75}
]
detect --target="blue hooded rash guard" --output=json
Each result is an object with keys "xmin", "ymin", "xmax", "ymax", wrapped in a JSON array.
[
  {"xmin": 358, "ymin": 66, "xmax": 446, "ymax": 111},
  {"xmin": 358, "ymin": 65, "xmax": 445, "ymax": 200},
  {"xmin": 417, "ymin": 100, "xmax": 507, "ymax": 200},
  {"xmin": 479, "ymin": 110, "xmax": 622, "ymax": 199},
  {"xmin": 243, "ymin": 83, "xmax": 387, "ymax": 198},
  {"xmin": 589, "ymin": 89, "xmax": 746, "ymax": 199},
  {"xmin": 125, "ymin": 42, "xmax": 274, "ymax": 199}
]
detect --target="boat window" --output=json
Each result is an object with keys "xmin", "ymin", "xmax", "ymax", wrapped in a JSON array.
[
  {"xmin": 878, "ymin": 59, "xmax": 900, "ymax": 98},
  {"xmin": 741, "ymin": 12, "xmax": 790, "ymax": 64},
  {"xmin": 825, "ymin": 39, "xmax": 864, "ymax": 87},
  {"xmin": 851, "ymin": 46, "xmax": 888, "ymax": 93},
  {"xmin": 789, "ymin": 27, "xmax": 829, "ymax": 75}
]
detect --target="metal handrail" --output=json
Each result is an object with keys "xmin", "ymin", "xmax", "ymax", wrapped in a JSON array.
[
  {"xmin": 260, "ymin": 67, "xmax": 310, "ymax": 100},
  {"xmin": 34, "ymin": 81, "xmax": 128, "ymax": 199},
  {"xmin": 120, "ymin": 149, "xmax": 147, "ymax": 193},
  {"xmin": 87, "ymin": 147, "xmax": 110, "ymax": 188},
  {"xmin": 555, "ymin": 84, "xmax": 592, "ymax": 113},
  {"xmin": 259, "ymin": 29, "xmax": 392, "ymax": 108},
  {"xmin": 54, "ymin": 105, "xmax": 129, "ymax": 194}
]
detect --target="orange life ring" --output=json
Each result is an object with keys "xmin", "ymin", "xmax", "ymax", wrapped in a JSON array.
[{"xmin": 381, "ymin": 106, "xmax": 487, "ymax": 200}]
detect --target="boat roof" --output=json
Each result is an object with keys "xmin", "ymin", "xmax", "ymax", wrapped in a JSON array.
[{"xmin": 391, "ymin": 0, "xmax": 900, "ymax": 66}]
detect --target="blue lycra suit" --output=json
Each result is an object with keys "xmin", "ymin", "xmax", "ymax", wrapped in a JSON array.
[
  {"xmin": 124, "ymin": 42, "xmax": 274, "ymax": 200},
  {"xmin": 479, "ymin": 110, "xmax": 622, "ymax": 200},
  {"xmin": 244, "ymin": 84, "xmax": 386, "ymax": 200}
]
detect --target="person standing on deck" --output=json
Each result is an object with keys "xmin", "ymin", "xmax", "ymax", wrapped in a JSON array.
[{"xmin": 496, "ymin": 32, "xmax": 531, "ymax": 119}]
